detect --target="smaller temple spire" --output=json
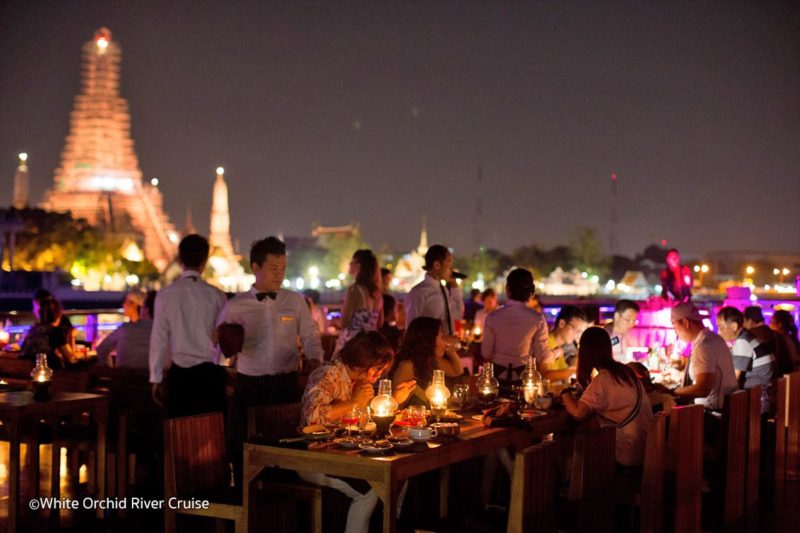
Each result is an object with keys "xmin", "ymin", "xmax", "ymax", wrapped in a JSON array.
[
  {"xmin": 182, "ymin": 204, "xmax": 197, "ymax": 236},
  {"xmin": 12, "ymin": 153, "xmax": 29, "ymax": 209},
  {"xmin": 209, "ymin": 166, "xmax": 234, "ymax": 256},
  {"xmin": 417, "ymin": 215, "xmax": 429, "ymax": 255}
]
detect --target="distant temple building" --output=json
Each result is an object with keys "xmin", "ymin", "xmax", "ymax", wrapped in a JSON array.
[
  {"xmin": 205, "ymin": 167, "xmax": 250, "ymax": 292},
  {"xmin": 12, "ymin": 153, "xmax": 29, "ymax": 209},
  {"xmin": 40, "ymin": 28, "xmax": 177, "ymax": 271},
  {"xmin": 393, "ymin": 216, "xmax": 429, "ymax": 290}
]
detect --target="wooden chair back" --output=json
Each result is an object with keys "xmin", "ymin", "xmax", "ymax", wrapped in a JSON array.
[
  {"xmin": 569, "ymin": 425, "xmax": 616, "ymax": 532},
  {"xmin": 247, "ymin": 402, "xmax": 302, "ymax": 440},
  {"xmin": 640, "ymin": 413, "xmax": 667, "ymax": 533},
  {"xmin": 773, "ymin": 376, "xmax": 788, "ymax": 493},
  {"xmin": 164, "ymin": 413, "xmax": 229, "ymax": 498},
  {"xmin": 666, "ymin": 404, "xmax": 703, "ymax": 533},
  {"xmin": 721, "ymin": 390, "xmax": 748, "ymax": 524},
  {"xmin": 88, "ymin": 366, "xmax": 155, "ymax": 411},
  {"xmin": 507, "ymin": 440, "xmax": 558, "ymax": 533},
  {"xmin": 787, "ymin": 372, "xmax": 800, "ymax": 480},
  {"xmin": 745, "ymin": 385, "xmax": 762, "ymax": 510}
]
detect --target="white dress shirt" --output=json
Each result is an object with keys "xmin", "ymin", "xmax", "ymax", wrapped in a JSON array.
[
  {"xmin": 405, "ymin": 273, "xmax": 464, "ymax": 335},
  {"xmin": 149, "ymin": 270, "xmax": 228, "ymax": 384},
  {"xmin": 216, "ymin": 286, "xmax": 324, "ymax": 376},
  {"xmin": 482, "ymin": 300, "xmax": 555, "ymax": 368}
]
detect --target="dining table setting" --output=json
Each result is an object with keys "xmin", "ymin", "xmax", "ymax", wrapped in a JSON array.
[{"xmin": 241, "ymin": 386, "xmax": 572, "ymax": 533}]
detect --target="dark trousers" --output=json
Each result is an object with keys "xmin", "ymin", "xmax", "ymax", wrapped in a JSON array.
[
  {"xmin": 164, "ymin": 362, "xmax": 228, "ymax": 419},
  {"xmin": 230, "ymin": 372, "xmax": 301, "ymax": 488}
]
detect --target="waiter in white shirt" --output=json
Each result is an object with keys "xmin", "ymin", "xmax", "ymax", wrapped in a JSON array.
[
  {"xmin": 149, "ymin": 234, "xmax": 228, "ymax": 418},
  {"xmin": 405, "ymin": 244, "xmax": 464, "ymax": 336},
  {"xmin": 216, "ymin": 236, "xmax": 324, "ymax": 486}
]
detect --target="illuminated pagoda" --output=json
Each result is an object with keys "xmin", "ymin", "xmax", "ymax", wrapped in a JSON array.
[
  {"xmin": 206, "ymin": 167, "xmax": 251, "ymax": 292},
  {"xmin": 40, "ymin": 28, "xmax": 177, "ymax": 271}
]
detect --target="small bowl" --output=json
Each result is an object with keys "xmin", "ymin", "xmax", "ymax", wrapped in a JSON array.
[{"xmin": 430, "ymin": 422, "xmax": 460, "ymax": 437}]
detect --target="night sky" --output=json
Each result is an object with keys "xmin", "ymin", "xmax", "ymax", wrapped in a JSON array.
[{"xmin": 1, "ymin": 0, "xmax": 798, "ymax": 259}]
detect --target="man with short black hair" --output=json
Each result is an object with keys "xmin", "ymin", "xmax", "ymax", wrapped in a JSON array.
[
  {"xmin": 473, "ymin": 287, "xmax": 498, "ymax": 332},
  {"xmin": 548, "ymin": 305, "xmax": 587, "ymax": 375},
  {"xmin": 217, "ymin": 236, "xmax": 324, "ymax": 486},
  {"xmin": 744, "ymin": 305, "xmax": 795, "ymax": 377},
  {"xmin": 482, "ymin": 268, "xmax": 558, "ymax": 381},
  {"xmin": 716, "ymin": 306, "xmax": 774, "ymax": 412},
  {"xmin": 405, "ymin": 244, "xmax": 464, "ymax": 336},
  {"xmin": 672, "ymin": 302, "xmax": 737, "ymax": 411},
  {"xmin": 605, "ymin": 300, "xmax": 640, "ymax": 362},
  {"xmin": 149, "ymin": 234, "xmax": 228, "ymax": 418}
]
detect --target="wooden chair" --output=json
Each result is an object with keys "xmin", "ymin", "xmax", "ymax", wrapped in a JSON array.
[
  {"xmin": 665, "ymin": 404, "xmax": 703, "ymax": 533},
  {"xmin": 744, "ymin": 385, "xmax": 762, "ymax": 511},
  {"xmin": 786, "ymin": 372, "xmax": 800, "ymax": 480},
  {"xmin": 715, "ymin": 390, "xmax": 748, "ymax": 525},
  {"xmin": 89, "ymin": 366, "xmax": 161, "ymax": 500},
  {"xmin": 610, "ymin": 413, "xmax": 667, "ymax": 533},
  {"xmin": 507, "ymin": 440, "xmax": 558, "ymax": 533},
  {"xmin": 247, "ymin": 403, "xmax": 323, "ymax": 533},
  {"xmin": 568, "ymin": 426, "xmax": 616, "ymax": 532},
  {"xmin": 639, "ymin": 412, "xmax": 667, "ymax": 533},
  {"xmin": 766, "ymin": 376, "xmax": 789, "ymax": 495},
  {"xmin": 247, "ymin": 402, "xmax": 302, "ymax": 440},
  {"xmin": 164, "ymin": 413, "xmax": 242, "ymax": 533}
]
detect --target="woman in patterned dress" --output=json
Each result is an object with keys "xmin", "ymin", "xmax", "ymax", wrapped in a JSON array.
[
  {"xmin": 334, "ymin": 249, "xmax": 383, "ymax": 354},
  {"xmin": 300, "ymin": 332, "xmax": 415, "ymax": 532}
]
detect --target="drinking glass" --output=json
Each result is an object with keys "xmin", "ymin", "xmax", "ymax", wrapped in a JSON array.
[
  {"xmin": 450, "ymin": 384, "xmax": 469, "ymax": 410},
  {"xmin": 535, "ymin": 380, "xmax": 551, "ymax": 409},
  {"xmin": 407, "ymin": 405, "xmax": 426, "ymax": 427},
  {"xmin": 341, "ymin": 405, "xmax": 362, "ymax": 437}
]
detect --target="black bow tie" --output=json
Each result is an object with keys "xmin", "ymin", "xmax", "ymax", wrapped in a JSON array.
[{"xmin": 256, "ymin": 292, "xmax": 277, "ymax": 301}]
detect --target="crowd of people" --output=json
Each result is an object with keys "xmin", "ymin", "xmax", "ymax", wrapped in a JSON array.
[{"xmin": 15, "ymin": 234, "xmax": 800, "ymax": 533}]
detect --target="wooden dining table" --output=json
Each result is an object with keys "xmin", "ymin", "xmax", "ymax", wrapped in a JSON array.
[
  {"xmin": 242, "ymin": 409, "xmax": 571, "ymax": 533},
  {"xmin": 0, "ymin": 390, "xmax": 108, "ymax": 532}
]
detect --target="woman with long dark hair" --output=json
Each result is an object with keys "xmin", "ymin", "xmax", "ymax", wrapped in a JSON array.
[
  {"xmin": 562, "ymin": 327, "xmax": 653, "ymax": 467},
  {"xmin": 770, "ymin": 310, "xmax": 800, "ymax": 371},
  {"xmin": 22, "ymin": 297, "xmax": 76, "ymax": 368},
  {"xmin": 334, "ymin": 249, "xmax": 384, "ymax": 354},
  {"xmin": 392, "ymin": 316, "xmax": 463, "ymax": 406}
]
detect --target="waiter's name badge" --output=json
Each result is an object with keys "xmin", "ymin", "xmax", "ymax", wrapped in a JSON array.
[{"xmin": 280, "ymin": 315, "xmax": 295, "ymax": 323}]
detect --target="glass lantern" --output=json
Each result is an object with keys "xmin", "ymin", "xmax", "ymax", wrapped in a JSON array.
[
  {"xmin": 369, "ymin": 379, "xmax": 398, "ymax": 438},
  {"xmin": 519, "ymin": 357, "xmax": 541, "ymax": 407},
  {"xmin": 425, "ymin": 369, "xmax": 450, "ymax": 422},
  {"xmin": 476, "ymin": 362, "xmax": 499, "ymax": 403},
  {"xmin": 30, "ymin": 353, "xmax": 53, "ymax": 401}
]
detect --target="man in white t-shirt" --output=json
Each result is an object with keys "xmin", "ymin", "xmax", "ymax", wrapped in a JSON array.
[{"xmin": 671, "ymin": 302, "xmax": 738, "ymax": 411}]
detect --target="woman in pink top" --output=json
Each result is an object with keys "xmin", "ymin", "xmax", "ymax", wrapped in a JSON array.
[{"xmin": 562, "ymin": 328, "xmax": 654, "ymax": 467}]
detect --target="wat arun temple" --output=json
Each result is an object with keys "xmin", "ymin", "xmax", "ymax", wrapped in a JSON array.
[{"xmin": 38, "ymin": 28, "xmax": 249, "ymax": 290}]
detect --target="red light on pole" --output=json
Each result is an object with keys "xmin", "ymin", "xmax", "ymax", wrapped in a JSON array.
[
  {"xmin": 661, "ymin": 239, "xmax": 668, "ymax": 246},
  {"xmin": 611, "ymin": 173, "xmax": 618, "ymax": 181}
]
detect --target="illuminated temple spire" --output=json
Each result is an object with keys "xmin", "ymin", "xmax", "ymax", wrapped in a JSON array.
[
  {"xmin": 12, "ymin": 153, "xmax": 29, "ymax": 209},
  {"xmin": 209, "ymin": 167, "xmax": 234, "ymax": 256},
  {"xmin": 417, "ymin": 215, "xmax": 429, "ymax": 256},
  {"xmin": 41, "ymin": 27, "xmax": 177, "ymax": 270}
]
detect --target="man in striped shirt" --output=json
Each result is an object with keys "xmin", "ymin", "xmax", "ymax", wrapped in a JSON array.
[{"xmin": 716, "ymin": 306, "xmax": 774, "ymax": 412}]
